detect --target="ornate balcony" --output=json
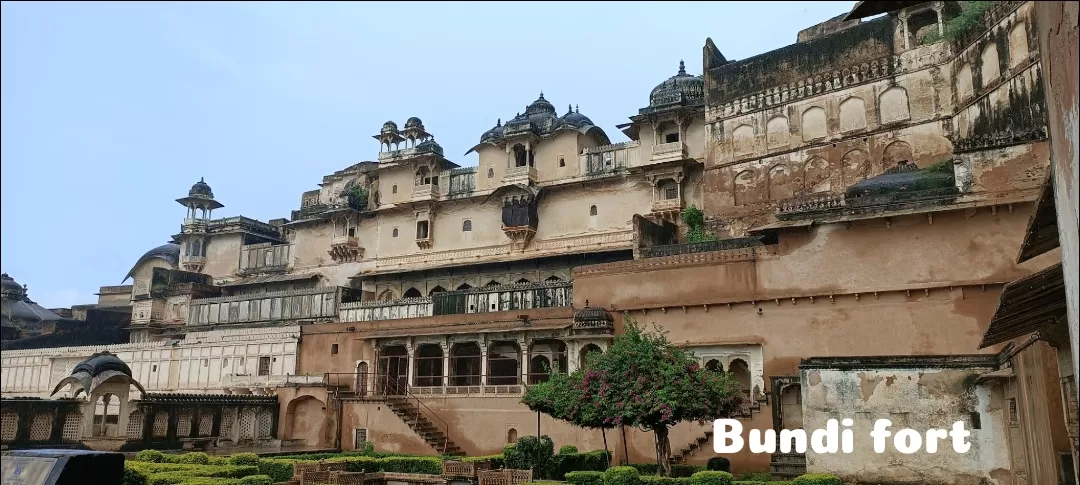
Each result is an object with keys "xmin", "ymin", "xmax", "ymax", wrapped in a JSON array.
[
  {"xmin": 640, "ymin": 237, "xmax": 764, "ymax": 258},
  {"xmin": 338, "ymin": 297, "xmax": 434, "ymax": 322},
  {"xmin": 181, "ymin": 218, "xmax": 208, "ymax": 234},
  {"xmin": 651, "ymin": 197, "xmax": 683, "ymax": 218},
  {"xmin": 412, "ymin": 183, "xmax": 439, "ymax": 202},
  {"xmin": 651, "ymin": 141, "xmax": 687, "ymax": 163},
  {"xmin": 328, "ymin": 235, "xmax": 363, "ymax": 263},
  {"xmin": 503, "ymin": 165, "xmax": 538, "ymax": 185},
  {"xmin": 180, "ymin": 255, "xmax": 207, "ymax": 272}
]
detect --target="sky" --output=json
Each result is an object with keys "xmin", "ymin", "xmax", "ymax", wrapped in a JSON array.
[{"xmin": 1, "ymin": 1, "xmax": 856, "ymax": 309}]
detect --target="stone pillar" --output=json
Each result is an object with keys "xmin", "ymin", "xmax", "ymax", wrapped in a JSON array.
[
  {"xmin": 406, "ymin": 345, "xmax": 415, "ymax": 388},
  {"xmin": 480, "ymin": 347, "xmax": 489, "ymax": 386},
  {"xmin": 441, "ymin": 343, "xmax": 450, "ymax": 388},
  {"xmin": 898, "ymin": 11, "xmax": 910, "ymax": 50},
  {"xmin": 932, "ymin": 2, "xmax": 944, "ymax": 35},
  {"xmin": 522, "ymin": 340, "xmax": 531, "ymax": 385}
]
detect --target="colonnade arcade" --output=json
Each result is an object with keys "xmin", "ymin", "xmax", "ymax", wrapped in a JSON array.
[{"xmin": 364, "ymin": 331, "xmax": 610, "ymax": 396}]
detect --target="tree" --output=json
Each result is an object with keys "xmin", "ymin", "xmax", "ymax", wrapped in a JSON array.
[{"xmin": 522, "ymin": 315, "xmax": 744, "ymax": 476}]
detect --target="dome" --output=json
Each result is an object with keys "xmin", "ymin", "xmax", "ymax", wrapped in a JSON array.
[
  {"xmin": 50, "ymin": 351, "xmax": 146, "ymax": 398},
  {"xmin": 1, "ymin": 273, "xmax": 24, "ymax": 300},
  {"xmin": 123, "ymin": 243, "xmax": 181, "ymax": 283},
  {"xmin": 188, "ymin": 177, "xmax": 214, "ymax": 198},
  {"xmin": 72, "ymin": 351, "xmax": 134, "ymax": 378},
  {"xmin": 649, "ymin": 60, "xmax": 705, "ymax": 108},
  {"xmin": 381, "ymin": 120, "xmax": 399, "ymax": 134},
  {"xmin": 480, "ymin": 119, "xmax": 504, "ymax": 143},
  {"xmin": 524, "ymin": 92, "xmax": 557, "ymax": 116},
  {"xmin": 573, "ymin": 300, "xmax": 614, "ymax": 331},
  {"xmin": 415, "ymin": 138, "xmax": 444, "ymax": 155},
  {"xmin": 559, "ymin": 104, "xmax": 595, "ymax": 128},
  {"xmin": 405, "ymin": 117, "xmax": 424, "ymax": 129}
]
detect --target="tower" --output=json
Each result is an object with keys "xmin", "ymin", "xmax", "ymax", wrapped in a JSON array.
[{"xmin": 175, "ymin": 178, "xmax": 223, "ymax": 273}]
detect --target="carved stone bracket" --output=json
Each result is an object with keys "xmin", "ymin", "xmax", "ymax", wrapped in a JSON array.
[{"xmin": 502, "ymin": 226, "xmax": 536, "ymax": 252}]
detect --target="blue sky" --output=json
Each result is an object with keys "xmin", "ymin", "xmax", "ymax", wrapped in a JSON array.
[{"xmin": 1, "ymin": 1, "xmax": 855, "ymax": 308}]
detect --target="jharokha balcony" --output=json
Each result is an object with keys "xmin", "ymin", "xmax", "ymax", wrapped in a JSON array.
[{"xmin": 338, "ymin": 281, "xmax": 574, "ymax": 322}]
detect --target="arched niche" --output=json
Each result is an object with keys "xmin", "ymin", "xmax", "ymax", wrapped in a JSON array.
[
  {"xmin": 767, "ymin": 164, "xmax": 797, "ymax": 200},
  {"xmin": 956, "ymin": 63, "xmax": 974, "ymax": 101},
  {"xmin": 733, "ymin": 169, "xmax": 759, "ymax": 206},
  {"xmin": 284, "ymin": 395, "xmax": 327, "ymax": 446},
  {"xmin": 414, "ymin": 344, "xmax": 444, "ymax": 387},
  {"xmin": 1007, "ymin": 22, "xmax": 1029, "ymax": 69},
  {"xmin": 801, "ymin": 106, "xmax": 827, "ymax": 141},
  {"xmin": 766, "ymin": 116, "xmax": 790, "ymax": 149},
  {"xmin": 980, "ymin": 42, "xmax": 1001, "ymax": 86},
  {"xmin": 732, "ymin": 124, "xmax": 755, "ymax": 156},
  {"xmin": 841, "ymin": 149, "xmax": 871, "ymax": 186},
  {"xmin": 838, "ymin": 97, "xmax": 867, "ymax": 132},
  {"xmin": 882, "ymin": 140, "xmax": 915, "ymax": 170},
  {"xmin": 803, "ymin": 157, "xmax": 832, "ymax": 194},
  {"xmin": 879, "ymin": 87, "xmax": 910, "ymax": 124}
]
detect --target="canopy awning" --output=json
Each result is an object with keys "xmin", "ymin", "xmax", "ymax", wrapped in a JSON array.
[{"xmin": 979, "ymin": 262, "xmax": 1067, "ymax": 348}]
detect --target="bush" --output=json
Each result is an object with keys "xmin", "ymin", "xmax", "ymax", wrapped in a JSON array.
[
  {"xmin": 604, "ymin": 466, "xmax": 641, "ymax": 485},
  {"xmin": 736, "ymin": 473, "xmax": 771, "ymax": 482},
  {"xmin": 176, "ymin": 452, "xmax": 210, "ymax": 465},
  {"xmin": 628, "ymin": 463, "xmax": 659, "ymax": 476},
  {"xmin": 791, "ymin": 474, "xmax": 841, "ymax": 485},
  {"xmin": 559, "ymin": 445, "xmax": 579, "ymax": 455},
  {"xmin": 238, "ymin": 475, "xmax": 274, "ymax": 485},
  {"xmin": 670, "ymin": 465, "xmax": 705, "ymax": 478},
  {"xmin": 256, "ymin": 459, "xmax": 294, "ymax": 483},
  {"xmin": 229, "ymin": 453, "xmax": 261, "ymax": 467},
  {"xmin": 549, "ymin": 450, "xmax": 611, "ymax": 480},
  {"xmin": 705, "ymin": 457, "xmax": 730, "ymax": 472},
  {"xmin": 640, "ymin": 476, "xmax": 692, "ymax": 485},
  {"xmin": 690, "ymin": 471, "xmax": 733, "ymax": 485},
  {"xmin": 566, "ymin": 471, "xmax": 605, "ymax": 485},
  {"xmin": 207, "ymin": 456, "xmax": 229, "ymax": 465},
  {"xmin": 462, "ymin": 454, "xmax": 506, "ymax": 469},
  {"xmin": 505, "ymin": 435, "xmax": 555, "ymax": 478},
  {"xmin": 123, "ymin": 466, "xmax": 149, "ymax": 485},
  {"xmin": 368, "ymin": 456, "xmax": 443, "ymax": 474},
  {"xmin": 135, "ymin": 450, "xmax": 166, "ymax": 463}
]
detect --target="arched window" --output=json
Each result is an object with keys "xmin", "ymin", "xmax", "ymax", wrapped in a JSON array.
[
  {"xmin": 392, "ymin": 184, "xmax": 398, "ymax": 194},
  {"xmin": 403, "ymin": 287, "xmax": 422, "ymax": 298},
  {"xmin": 589, "ymin": 205, "xmax": 597, "ymax": 216},
  {"xmin": 392, "ymin": 228, "xmax": 399, "ymax": 238},
  {"xmin": 456, "ymin": 283, "xmax": 472, "ymax": 291},
  {"xmin": 507, "ymin": 428, "xmax": 518, "ymax": 443},
  {"xmin": 429, "ymin": 286, "xmax": 446, "ymax": 295},
  {"xmin": 462, "ymin": 220, "xmax": 472, "ymax": 232},
  {"xmin": 545, "ymin": 275, "xmax": 562, "ymax": 282},
  {"xmin": 705, "ymin": 359, "xmax": 723, "ymax": 372},
  {"xmin": 516, "ymin": 278, "xmax": 530, "ymax": 284},
  {"xmin": 485, "ymin": 280, "xmax": 501, "ymax": 287},
  {"xmin": 487, "ymin": 167, "xmax": 495, "ymax": 178}
]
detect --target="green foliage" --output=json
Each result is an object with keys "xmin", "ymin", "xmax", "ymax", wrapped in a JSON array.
[
  {"xmin": 680, "ymin": 206, "xmax": 719, "ymax": 243},
  {"xmin": 175, "ymin": 452, "xmax": 210, "ymax": 465},
  {"xmin": 123, "ymin": 466, "xmax": 149, "ymax": 485},
  {"xmin": 670, "ymin": 465, "xmax": 706, "ymax": 478},
  {"xmin": 237, "ymin": 476, "xmax": 273, "ymax": 485},
  {"xmin": 256, "ymin": 459, "xmax": 294, "ymax": 483},
  {"xmin": 924, "ymin": 159, "xmax": 955, "ymax": 174},
  {"xmin": 206, "ymin": 456, "xmax": 229, "ymax": 465},
  {"xmin": 791, "ymin": 474, "xmax": 841, "ymax": 485},
  {"xmin": 559, "ymin": 445, "xmax": 580, "ymax": 455},
  {"xmin": 135, "ymin": 450, "xmax": 165, "ymax": 463},
  {"xmin": 627, "ymin": 463, "xmax": 659, "ymax": 475},
  {"xmin": 566, "ymin": 470, "xmax": 605, "ymax": 485},
  {"xmin": 549, "ymin": 450, "xmax": 612, "ymax": 480},
  {"xmin": 706, "ymin": 457, "xmax": 731, "ymax": 472},
  {"xmin": 736, "ymin": 473, "xmax": 772, "ymax": 481},
  {"xmin": 604, "ymin": 466, "xmax": 642, "ymax": 485},
  {"xmin": 505, "ymin": 435, "xmax": 555, "ymax": 478},
  {"xmin": 462, "ymin": 454, "xmax": 506, "ymax": 469},
  {"xmin": 228, "ymin": 453, "xmax": 261, "ymax": 467},
  {"xmin": 921, "ymin": 1, "xmax": 991, "ymax": 44},
  {"xmin": 689, "ymin": 471, "xmax": 734, "ymax": 485},
  {"xmin": 361, "ymin": 440, "xmax": 377, "ymax": 454},
  {"xmin": 640, "ymin": 476, "xmax": 693, "ymax": 485},
  {"xmin": 686, "ymin": 229, "xmax": 720, "ymax": 243}
]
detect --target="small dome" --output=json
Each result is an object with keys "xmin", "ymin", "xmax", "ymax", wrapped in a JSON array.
[
  {"xmin": 559, "ymin": 104, "xmax": 595, "ymax": 128},
  {"xmin": 573, "ymin": 300, "xmax": 614, "ymax": 329},
  {"xmin": 188, "ymin": 178, "xmax": 214, "ymax": 198},
  {"xmin": 72, "ymin": 351, "xmax": 134, "ymax": 378},
  {"xmin": 1, "ymin": 273, "xmax": 24, "ymax": 300},
  {"xmin": 381, "ymin": 120, "xmax": 399, "ymax": 134},
  {"xmin": 404, "ymin": 117, "xmax": 424, "ymax": 129},
  {"xmin": 649, "ymin": 60, "xmax": 704, "ymax": 108},
  {"xmin": 416, "ymin": 138, "xmax": 444, "ymax": 155},
  {"xmin": 479, "ymin": 119, "xmax": 504, "ymax": 144},
  {"xmin": 524, "ymin": 92, "xmax": 557, "ymax": 116},
  {"xmin": 123, "ymin": 243, "xmax": 181, "ymax": 282}
]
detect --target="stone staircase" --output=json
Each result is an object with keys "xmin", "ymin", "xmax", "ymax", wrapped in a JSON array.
[
  {"xmin": 669, "ymin": 392, "xmax": 765, "ymax": 465},
  {"xmin": 768, "ymin": 452, "xmax": 806, "ymax": 479},
  {"xmin": 385, "ymin": 397, "xmax": 464, "ymax": 456}
]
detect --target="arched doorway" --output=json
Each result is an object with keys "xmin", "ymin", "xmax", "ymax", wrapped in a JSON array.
[
  {"xmin": 378, "ymin": 345, "xmax": 408, "ymax": 395},
  {"xmin": 285, "ymin": 396, "xmax": 326, "ymax": 446},
  {"xmin": 705, "ymin": 359, "xmax": 723, "ymax": 372},
  {"xmin": 780, "ymin": 385, "xmax": 803, "ymax": 429},
  {"xmin": 450, "ymin": 342, "xmax": 481, "ymax": 386},
  {"xmin": 729, "ymin": 359, "xmax": 751, "ymax": 398},
  {"xmin": 488, "ymin": 341, "xmax": 522, "ymax": 385},
  {"xmin": 414, "ymin": 344, "xmax": 444, "ymax": 387},
  {"xmin": 355, "ymin": 362, "xmax": 369, "ymax": 396},
  {"xmin": 528, "ymin": 339, "xmax": 567, "ymax": 384},
  {"xmin": 579, "ymin": 344, "xmax": 602, "ymax": 370}
]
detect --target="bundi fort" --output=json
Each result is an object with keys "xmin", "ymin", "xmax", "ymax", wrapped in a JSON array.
[{"xmin": 2, "ymin": 2, "xmax": 1078, "ymax": 484}]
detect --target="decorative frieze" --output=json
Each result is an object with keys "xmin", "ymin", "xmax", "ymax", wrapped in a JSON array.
[{"xmin": 371, "ymin": 231, "xmax": 635, "ymax": 270}]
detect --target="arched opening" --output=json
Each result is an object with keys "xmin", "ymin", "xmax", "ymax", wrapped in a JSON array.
[
  {"xmin": 152, "ymin": 411, "xmax": 169, "ymax": 438},
  {"xmin": 93, "ymin": 394, "xmax": 118, "ymax": 437},
  {"xmin": 125, "ymin": 410, "xmax": 144, "ymax": 440},
  {"xmin": 198, "ymin": 407, "xmax": 213, "ymax": 437},
  {"xmin": 285, "ymin": 396, "xmax": 327, "ymax": 446},
  {"xmin": 780, "ymin": 384, "xmax": 804, "ymax": 429},
  {"xmin": 177, "ymin": 408, "xmax": 193, "ymax": 437},
  {"xmin": 428, "ymin": 286, "xmax": 446, "ymax": 296},
  {"xmin": 355, "ymin": 361, "xmax": 369, "ymax": 396},
  {"xmin": 450, "ymin": 342, "xmax": 482, "ymax": 386},
  {"xmin": 515, "ymin": 278, "xmax": 531, "ymax": 284},
  {"xmin": 485, "ymin": 280, "xmax": 501, "ymax": 288},
  {"xmin": 29, "ymin": 412, "xmax": 54, "ymax": 442},
  {"xmin": 589, "ymin": 205, "xmax": 597, "ymax": 216},
  {"xmin": 545, "ymin": 276, "xmax": 562, "ymax": 282},
  {"xmin": 403, "ymin": 287, "xmax": 423, "ymax": 299},
  {"xmin": 488, "ymin": 341, "xmax": 522, "ymax": 385},
  {"xmin": 257, "ymin": 409, "xmax": 273, "ymax": 439},
  {"xmin": 528, "ymin": 339, "xmax": 567, "ymax": 384},
  {"xmin": 462, "ymin": 220, "xmax": 472, "ymax": 232},
  {"xmin": 513, "ymin": 144, "xmax": 528, "ymax": 167},
  {"xmin": 239, "ymin": 409, "xmax": 256, "ymax": 440},
  {"xmin": 378, "ymin": 289, "xmax": 396, "ymax": 301},
  {"xmin": 705, "ymin": 359, "xmax": 723, "ymax": 372},
  {"xmin": 507, "ymin": 428, "xmax": 518, "ymax": 443},
  {"xmin": 415, "ymin": 166, "xmax": 431, "ymax": 186},
  {"xmin": 392, "ymin": 228, "xmax": 399, "ymax": 238},
  {"xmin": 579, "ymin": 344, "xmax": 602, "ymax": 370},
  {"xmin": 64, "ymin": 411, "xmax": 84, "ymax": 442},
  {"xmin": 456, "ymin": 283, "xmax": 472, "ymax": 291},
  {"xmin": 729, "ymin": 359, "xmax": 751, "ymax": 398},
  {"xmin": 414, "ymin": 344, "xmax": 444, "ymax": 387},
  {"xmin": 377, "ymin": 345, "xmax": 409, "ymax": 395}
]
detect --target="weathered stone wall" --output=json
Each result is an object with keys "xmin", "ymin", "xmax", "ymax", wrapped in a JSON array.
[{"xmin": 799, "ymin": 357, "xmax": 1008, "ymax": 485}]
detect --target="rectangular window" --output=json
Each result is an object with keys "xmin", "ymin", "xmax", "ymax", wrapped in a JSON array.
[
  {"xmin": 331, "ymin": 344, "xmax": 339, "ymax": 355},
  {"xmin": 258, "ymin": 356, "xmax": 271, "ymax": 376},
  {"xmin": 354, "ymin": 428, "xmax": 368, "ymax": 449},
  {"xmin": 665, "ymin": 186, "xmax": 678, "ymax": 200}
]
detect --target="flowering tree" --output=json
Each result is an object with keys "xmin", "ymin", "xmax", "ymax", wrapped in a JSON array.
[{"xmin": 522, "ymin": 315, "xmax": 743, "ymax": 476}]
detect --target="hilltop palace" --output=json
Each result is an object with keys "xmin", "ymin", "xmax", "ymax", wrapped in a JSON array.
[{"xmin": 2, "ymin": 2, "xmax": 1077, "ymax": 484}]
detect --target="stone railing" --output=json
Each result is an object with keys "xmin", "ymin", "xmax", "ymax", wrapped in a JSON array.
[
  {"xmin": 188, "ymin": 287, "xmax": 339, "ymax": 326},
  {"xmin": 777, "ymin": 193, "xmax": 846, "ymax": 214},
  {"xmin": 651, "ymin": 198, "xmax": 683, "ymax": 213},
  {"xmin": 412, "ymin": 183, "xmax": 439, "ymax": 200},
  {"xmin": 577, "ymin": 246, "xmax": 766, "ymax": 276},
  {"xmin": 479, "ymin": 469, "xmax": 533, "ymax": 485},
  {"xmin": 221, "ymin": 374, "xmax": 325, "ymax": 389},
  {"xmin": 181, "ymin": 255, "xmax": 207, "ymax": 265},
  {"xmin": 581, "ymin": 141, "xmax": 637, "ymax": 175},
  {"xmin": 210, "ymin": 216, "xmax": 280, "ymax": 237},
  {"xmin": 181, "ymin": 219, "xmax": 208, "ymax": 234},
  {"xmin": 339, "ymin": 297, "xmax": 433, "ymax": 322},
  {"xmin": 238, "ymin": 243, "xmax": 292, "ymax": 275},
  {"xmin": 640, "ymin": 237, "xmax": 763, "ymax": 259},
  {"xmin": 377, "ymin": 144, "xmax": 444, "ymax": 161},
  {"xmin": 650, "ymin": 142, "xmax": 687, "ymax": 163},
  {"xmin": 372, "ymin": 230, "xmax": 635, "ymax": 270},
  {"xmin": 442, "ymin": 460, "xmax": 493, "ymax": 478},
  {"xmin": 503, "ymin": 165, "xmax": 538, "ymax": 184},
  {"xmin": 432, "ymin": 281, "xmax": 572, "ymax": 316}
]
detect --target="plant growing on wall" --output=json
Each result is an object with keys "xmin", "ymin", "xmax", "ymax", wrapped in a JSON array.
[
  {"xmin": 920, "ymin": 1, "xmax": 991, "ymax": 44},
  {"xmin": 522, "ymin": 315, "xmax": 743, "ymax": 477},
  {"xmin": 348, "ymin": 185, "xmax": 369, "ymax": 210},
  {"xmin": 680, "ymin": 206, "xmax": 719, "ymax": 243}
]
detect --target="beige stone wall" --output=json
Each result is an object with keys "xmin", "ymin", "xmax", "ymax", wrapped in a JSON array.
[
  {"xmin": 801, "ymin": 365, "xmax": 1009, "ymax": 485},
  {"xmin": 203, "ymin": 233, "xmax": 243, "ymax": 278}
]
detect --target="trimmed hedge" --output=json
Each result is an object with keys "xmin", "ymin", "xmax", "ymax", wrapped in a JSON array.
[
  {"xmin": 706, "ymin": 457, "xmax": 730, "ymax": 472},
  {"xmin": 229, "ymin": 453, "xmax": 261, "ymax": 467},
  {"xmin": 791, "ymin": 474, "xmax": 841, "ymax": 485},
  {"xmin": 135, "ymin": 450, "xmax": 165, "ymax": 463},
  {"xmin": 175, "ymin": 452, "xmax": 210, "ymax": 465},
  {"xmin": 690, "ymin": 471, "xmax": 733, "ymax": 485},
  {"xmin": 627, "ymin": 463, "xmax": 659, "ymax": 476},
  {"xmin": 256, "ymin": 459, "xmax": 294, "ymax": 483},
  {"xmin": 671, "ymin": 465, "xmax": 706, "ymax": 478},
  {"xmin": 605, "ymin": 466, "xmax": 641, "ymax": 485},
  {"xmin": 640, "ymin": 476, "xmax": 692, "ymax": 485},
  {"xmin": 566, "ymin": 471, "xmax": 604, "ymax": 485},
  {"xmin": 736, "ymin": 473, "xmax": 771, "ymax": 482},
  {"xmin": 462, "ymin": 454, "xmax": 506, "ymax": 469},
  {"xmin": 550, "ymin": 451, "xmax": 612, "ymax": 480},
  {"xmin": 560, "ymin": 445, "xmax": 580, "ymax": 455},
  {"xmin": 123, "ymin": 467, "xmax": 149, "ymax": 485}
]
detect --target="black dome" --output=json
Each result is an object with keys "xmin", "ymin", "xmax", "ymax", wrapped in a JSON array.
[
  {"xmin": 381, "ymin": 120, "xmax": 399, "ymax": 134},
  {"xmin": 649, "ymin": 60, "xmax": 704, "ymax": 108},
  {"xmin": 573, "ymin": 302, "xmax": 614, "ymax": 325},
  {"xmin": 524, "ymin": 93, "xmax": 557, "ymax": 116},
  {"xmin": 72, "ymin": 351, "xmax": 133, "ymax": 378},
  {"xmin": 405, "ymin": 117, "xmax": 424, "ymax": 129},
  {"xmin": 0, "ymin": 273, "xmax": 24, "ymax": 300},
  {"xmin": 123, "ymin": 243, "xmax": 181, "ymax": 282},
  {"xmin": 189, "ymin": 177, "xmax": 214, "ymax": 198},
  {"xmin": 480, "ymin": 119, "xmax": 504, "ymax": 143}
]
